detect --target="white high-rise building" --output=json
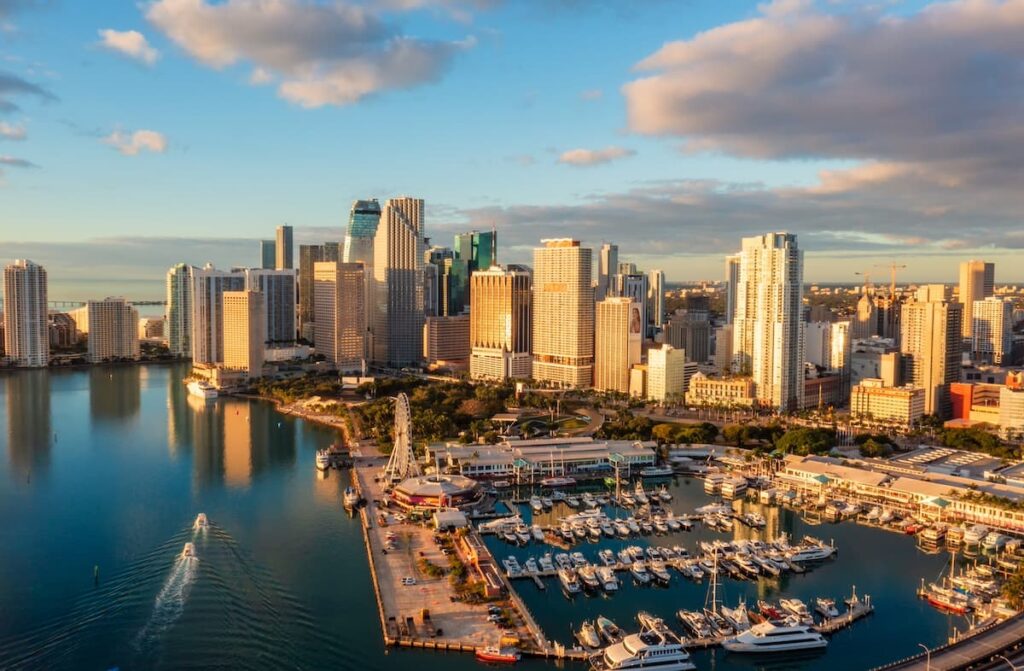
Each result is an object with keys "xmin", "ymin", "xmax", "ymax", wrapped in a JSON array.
[
  {"xmin": 959, "ymin": 260, "xmax": 994, "ymax": 339},
  {"xmin": 372, "ymin": 196, "xmax": 426, "ymax": 366},
  {"xmin": 731, "ymin": 232, "xmax": 804, "ymax": 412},
  {"xmin": 314, "ymin": 262, "xmax": 365, "ymax": 372},
  {"xmin": 900, "ymin": 284, "xmax": 962, "ymax": 417},
  {"xmin": 166, "ymin": 263, "xmax": 193, "ymax": 357},
  {"xmin": 86, "ymin": 297, "xmax": 139, "ymax": 363},
  {"xmin": 531, "ymin": 239, "xmax": 594, "ymax": 388},
  {"xmin": 594, "ymin": 297, "xmax": 641, "ymax": 393},
  {"xmin": 725, "ymin": 254, "xmax": 740, "ymax": 325},
  {"xmin": 647, "ymin": 344, "xmax": 694, "ymax": 403},
  {"xmin": 3, "ymin": 259, "xmax": 48, "ymax": 367},
  {"xmin": 190, "ymin": 265, "xmax": 246, "ymax": 365},
  {"xmin": 222, "ymin": 290, "xmax": 265, "ymax": 378},
  {"xmin": 469, "ymin": 266, "xmax": 532, "ymax": 380},
  {"xmin": 648, "ymin": 269, "xmax": 665, "ymax": 329},
  {"xmin": 597, "ymin": 243, "xmax": 618, "ymax": 302},
  {"xmin": 972, "ymin": 296, "xmax": 1012, "ymax": 365}
]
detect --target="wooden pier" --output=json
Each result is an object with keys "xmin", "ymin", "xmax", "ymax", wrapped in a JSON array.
[{"xmin": 814, "ymin": 595, "xmax": 875, "ymax": 634}]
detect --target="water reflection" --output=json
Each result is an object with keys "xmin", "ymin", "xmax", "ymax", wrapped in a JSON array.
[
  {"xmin": 89, "ymin": 366, "xmax": 141, "ymax": 422},
  {"xmin": 3, "ymin": 369, "xmax": 52, "ymax": 482}
]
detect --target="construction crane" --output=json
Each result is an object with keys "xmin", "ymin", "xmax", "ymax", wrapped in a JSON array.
[
  {"xmin": 875, "ymin": 262, "xmax": 907, "ymax": 297},
  {"xmin": 854, "ymin": 271, "xmax": 874, "ymax": 296}
]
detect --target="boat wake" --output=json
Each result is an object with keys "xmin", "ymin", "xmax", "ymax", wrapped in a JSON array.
[{"xmin": 133, "ymin": 547, "xmax": 199, "ymax": 653}]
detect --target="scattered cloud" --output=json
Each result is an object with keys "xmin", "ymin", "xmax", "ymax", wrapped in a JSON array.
[
  {"xmin": 0, "ymin": 70, "xmax": 56, "ymax": 113},
  {"xmin": 248, "ymin": 66, "xmax": 274, "ymax": 85},
  {"xmin": 103, "ymin": 129, "xmax": 168, "ymax": 156},
  {"xmin": 558, "ymin": 145, "xmax": 635, "ymax": 166},
  {"xmin": 0, "ymin": 154, "xmax": 35, "ymax": 167},
  {"xmin": 0, "ymin": 120, "xmax": 26, "ymax": 139},
  {"xmin": 147, "ymin": 0, "xmax": 473, "ymax": 107},
  {"xmin": 579, "ymin": 88, "xmax": 602, "ymax": 101},
  {"xmin": 97, "ymin": 29, "xmax": 160, "ymax": 65}
]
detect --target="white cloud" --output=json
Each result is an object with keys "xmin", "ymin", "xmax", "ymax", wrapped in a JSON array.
[
  {"xmin": 147, "ymin": 0, "xmax": 472, "ymax": 107},
  {"xmin": 558, "ymin": 146, "xmax": 635, "ymax": 166},
  {"xmin": 103, "ymin": 129, "xmax": 168, "ymax": 156},
  {"xmin": 0, "ymin": 120, "xmax": 26, "ymax": 140},
  {"xmin": 97, "ymin": 29, "xmax": 160, "ymax": 66},
  {"xmin": 0, "ymin": 154, "xmax": 36, "ymax": 167},
  {"xmin": 579, "ymin": 88, "xmax": 602, "ymax": 101}
]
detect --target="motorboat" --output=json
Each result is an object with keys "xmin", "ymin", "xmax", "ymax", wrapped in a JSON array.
[
  {"xmin": 567, "ymin": 496, "xmax": 581, "ymax": 508},
  {"xmin": 601, "ymin": 523, "xmax": 616, "ymax": 537},
  {"xmin": 530, "ymin": 496, "xmax": 544, "ymax": 513},
  {"xmin": 578, "ymin": 620, "xmax": 602, "ymax": 648},
  {"xmin": 779, "ymin": 598, "xmax": 812, "ymax": 624},
  {"xmin": 626, "ymin": 518, "xmax": 641, "ymax": 534},
  {"xmin": 596, "ymin": 616, "xmax": 623, "ymax": 644},
  {"xmin": 666, "ymin": 518, "xmax": 681, "ymax": 532},
  {"xmin": 578, "ymin": 565, "xmax": 602, "ymax": 591},
  {"xmin": 551, "ymin": 490, "xmax": 568, "ymax": 502},
  {"xmin": 540, "ymin": 476, "xmax": 576, "ymax": 488},
  {"xmin": 720, "ymin": 603, "xmax": 751, "ymax": 632},
  {"xmin": 524, "ymin": 557, "xmax": 539, "ymax": 574},
  {"xmin": 722, "ymin": 622, "xmax": 827, "ymax": 653},
  {"xmin": 515, "ymin": 524, "xmax": 532, "ymax": 544},
  {"xmin": 654, "ymin": 519, "xmax": 669, "ymax": 534},
  {"xmin": 532, "ymin": 524, "xmax": 545, "ymax": 542},
  {"xmin": 343, "ymin": 486, "xmax": 360, "ymax": 509},
  {"xmin": 658, "ymin": 486, "xmax": 673, "ymax": 502},
  {"xmin": 676, "ymin": 610, "xmax": 711, "ymax": 639},
  {"xmin": 559, "ymin": 567, "xmax": 581, "ymax": 594},
  {"xmin": 539, "ymin": 554, "xmax": 555, "ymax": 572},
  {"xmin": 815, "ymin": 597, "xmax": 839, "ymax": 618},
  {"xmin": 598, "ymin": 549, "xmax": 617, "ymax": 566},
  {"xmin": 186, "ymin": 379, "xmax": 217, "ymax": 400},
  {"xmin": 315, "ymin": 449, "xmax": 331, "ymax": 471},
  {"xmin": 703, "ymin": 609, "xmax": 734, "ymax": 637},
  {"xmin": 982, "ymin": 532, "xmax": 1009, "ymax": 551},
  {"xmin": 193, "ymin": 513, "xmax": 209, "ymax": 530},
  {"xmin": 591, "ymin": 630, "xmax": 696, "ymax": 671},
  {"xmin": 571, "ymin": 551, "xmax": 588, "ymax": 567},
  {"xmin": 597, "ymin": 566, "xmax": 619, "ymax": 591},
  {"xmin": 181, "ymin": 542, "xmax": 196, "ymax": 559},
  {"xmin": 554, "ymin": 553, "xmax": 572, "ymax": 569},
  {"xmin": 493, "ymin": 480, "xmax": 511, "ymax": 489},
  {"xmin": 475, "ymin": 646, "xmax": 520, "ymax": 664},
  {"xmin": 621, "ymin": 493, "xmax": 636, "ymax": 507},
  {"xmin": 787, "ymin": 545, "xmax": 836, "ymax": 562},
  {"xmin": 630, "ymin": 561, "xmax": 652, "ymax": 584},
  {"xmin": 541, "ymin": 496, "xmax": 554, "ymax": 508},
  {"xmin": 502, "ymin": 556, "xmax": 522, "ymax": 575},
  {"xmin": 614, "ymin": 520, "xmax": 631, "ymax": 537},
  {"xmin": 640, "ymin": 522, "xmax": 654, "ymax": 535},
  {"xmin": 649, "ymin": 560, "xmax": 672, "ymax": 584},
  {"xmin": 721, "ymin": 477, "xmax": 748, "ymax": 498},
  {"xmin": 637, "ymin": 611, "xmax": 666, "ymax": 632},
  {"xmin": 640, "ymin": 466, "xmax": 674, "ymax": 478},
  {"xmin": 634, "ymin": 483, "xmax": 649, "ymax": 505},
  {"xmin": 617, "ymin": 549, "xmax": 632, "ymax": 565}
]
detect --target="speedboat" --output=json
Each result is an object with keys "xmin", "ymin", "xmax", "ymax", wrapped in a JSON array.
[
  {"xmin": 181, "ymin": 542, "xmax": 196, "ymax": 559},
  {"xmin": 815, "ymin": 597, "xmax": 839, "ymax": 618},
  {"xmin": 592, "ymin": 630, "xmax": 696, "ymax": 671},
  {"xmin": 578, "ymin": 620, "xmax": 602, "ymax": 648},
  {"xmin": 193, "ymin": 513, "xmax": 209, "ymax": 530},
  {"xmin": 343, "ymin": 486, "xmax": 360, "ymax": 509},
  {"xmin": 722, "ymin": 621, "xmax": 828, "ymax": 653},
  {"xmin": 475, "ymin": 646, "xmax": 520, "ymax": 664},
  {"xmin": 596, "ymin": 616, "xmax": 623, "ymax": 644},
  {"xmin": 315, "ymin": 449, "xmax": 331, "ymax": 471}
]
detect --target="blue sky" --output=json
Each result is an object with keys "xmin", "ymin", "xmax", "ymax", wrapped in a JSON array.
[{"xmin": 1, "ymin": 0, "xmax": 1022, "ymax": 299}]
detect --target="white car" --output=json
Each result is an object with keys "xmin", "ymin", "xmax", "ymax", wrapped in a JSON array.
[{"xmin": 401, "ymin": 577, "xmax": 417, "ymax": 586}]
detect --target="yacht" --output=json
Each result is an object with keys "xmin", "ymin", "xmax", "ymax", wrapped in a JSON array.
[
  {"xmin": 343, "ymin": 486, "xmax": 360, "ymax": 509},
  {"xmin": 579, "ymin": 565, "xmax": 602, "ymax": 591},
  {"xmin": 541, "ymin": 476, "xmax": 576, "ymax": 488},
  {"xmin": 658, "ymin": 486, "xmax": 673, "ymax": 502},
  {"xmin": 621, "ymin": 493, "xmax": 636, "ymax": 507},
  {"xmin": 788, "ymin": 545, "xmax": 836, "ymax": 562},
  {"xmin": 193, "ymin": 513, "xmax": 209, "ymax": 530},
  {"xmin": 578, "ymin": 620, "xmax": 602, "ymax": 648},
  {"xmin": 666, "ymin": 518, "xmax": 681, "ymax": 532},
  {"xmin": 541, "ymin": 496, "xmax": 554, "ymax": 508},
  {"xmin": 634, "ymin": 483, "xmax": 650, "ymax": 505},
  {"xmin": 721, "ymin": 477, "xmax": 748, "ymax": 498},
  {"xmin": 720, "ymin": 603, "xmax": 751, "ymax": 632},
  {"xmin": 571, "ymin": 551, "xmax": 588, "ymax": 567},
  {"xmin": 530, "ymin": 496, "xmax": 544, "ymax": 513},
  {"xmin": 524, "ymin": 557, "xmax": 539, "ymax": 574},
  {"xmin": 532, "ymin": 524, "xmax": 546, "ymax": 542},
  {"xmin": 640, "ymin": 466, "xmax": 675, "ymax": 478},
  {"xmin": 554, "ymin": 553, "xmax": 572, "ymax": 569},
  {"xmin": 722, "ymin": 621, "xmax": 828, "ymax": 653},
  {"xmin": 598, "ymin": 549, "xmax": 617, "ymax": 566},
  {"xmin": 601, "ymin": 522, "xmax": 616, "ymax": 538},
  {"xmin": 567, "ymin": 496, "xmax": 581, "ymax": 508},
  {"xmin": 590, "ymin": 630, "xmax": 696, "ymax": 671},
  {"xmin": 597, "ymin": 566, "xmax": 619, "ymax": 591},
  {"xmin": 596, "ymin": 616, "xmax": 623, "ymax": 644},
  {"xmin": 614, "ymin": 520, "xmax": 631, "ymax": 537},
  {"xmin": 654, "ymin": 519, "xmax": 669, "ymax": 534},
  {"xmin": 649, "ymin": 560, "xmax": 672, "ymax": 584},
  {"xmin": 315, "ymin": 449, "xmax": 331, "ymax": 471},
  {"xmin": 502, "ymin": 556, "xmax": 522, "ymax": 575},
  {"xmin": 779, "ymin": 598, "xmax": 812, "ymax": 624},
  {"xmin": 181, "ymin": 542, "xmax": 196, "ymax": 559},
  {"xmin": 631, "ymin": 561, "xmax": 652, "ymax": 584},
  {"xmin": 704, "ymin": 472, "xmax": 728, "ymax": 494},
  {"xmin": 515, "ymin": 524, "xmax": 532, "ymax": 544},
  {"xmin": 626, "ymin": 518, "xmax": 641, "ymax": 534},
  {"xmin": 676, "ymin": 610, "xmax": 711, "ymax": 638},
  {"xmin": 982, "ymin": 532, "xmax": 1009, "ymax": 551},
  {"xmin": 539, "ymin": 554, "xmax": 555, "ymax": 572},
  {"xmin": 186, "ymin": 379, "xmax": 217, "ymax": 400},
  {"xmin": 559, "ymin": 567, "xmax": 581, "ymax": 594},
  {"xmin": 815, "ymin": 597, "xmax": 839, "ymax": 618}
]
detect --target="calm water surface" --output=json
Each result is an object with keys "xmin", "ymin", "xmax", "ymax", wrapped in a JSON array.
[{"xmin": 1, "ymin": 364, "xmax": 969, "ymax": 670}]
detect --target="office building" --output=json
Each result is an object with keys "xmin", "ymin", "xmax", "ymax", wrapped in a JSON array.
[
  {"xmin": 469, "ymin": 266, "xmax": 532, "ymax": 380},
  {"xmin": 298, "ymin": 244, "xmax": 339, "ymax": 337},
  {"xmin": 851, "ymin": 292, "xmax": 878, "ymax": 340},
  {"xmin": 648, "ymin": 269, "xmax": 665, "ymax": 329},
  {"xmin": 372, "ymin": 196, "xmax": 426, "ymax": 366},
  {"xmin": 725, "ymin": 254, "xmax": 740, "ymax": 325},
  {"xmin": 850, "ymin": 378, "xmax": 925, "ymax": 427},
  {"xmin": 666, "ymin": 310, "xmax": 711, "ymax": 363},
  {"xmin": 424, "ymin": 315, "xmax": 470, "ymax": 365},
  {"xmin": 900, "ymin": 284, "xmax": 963, "ymax": 417},
  {"xmin": 222, "ymin": 290, "xmax": 265, "ymax": 378},
  {"xmin": 714, "ymin": 324, "xmax": 734, "ymax": 374},
  {"xmin": 275, "ymin": 224, "xmax": 293, "ymax": 270},
  {"xmin": 454, "ymin": 230, "xmax": 497, "ymax": 273},
  {"xmin": 426, "ymin": 246, "xmax": 469, "ymax": 316},
  {"xmin": 597, "ymin": 243, "xmax": 618, "ymax": 302},
  {"xmin": 531, "ymin": 239, "xmax": 594, "ymax": 388},
  {"xmin": 959, "ymin": 260, "xmax": 994, "ymax": 339},
  {"xmin": 3, "ymin": 259, "xmax": 49, "ymax": 367},
  {"xmin": 614, "ymin": 272, "xmax": 649, "ymax": 337},
  {"xmin": 166, "ymin": 263, "xmax": 193, "ymax": 357},
  {"xmin": 86, "ymin": 297, "xmax": 139, "ymax": 362},
  {"xmin": 647, "ymin": 344, "xmax": 695, "ymax": 402},
  {"xmin": 260, "ymin": 240, "xmax": 276, "ymax": 269},
  {"xmin": 313, "ymin": 262, "xmax": 365, "ymax": 372},
  {"xmin": 731, "ymin": 232, "xmax": 805, "ymax": 412},
  {"xmin": 190, "ymin": 265, "xmax": 246, "ymax": 364},
  {"xmin": 594, "ymin": 297, "xmax": 642, "ymax": 393},
  {"xmin": 972, "ymin": 297, "xmax": 1012, "ymax": 365},
  {"xmin": 245, "ymin": 269, "xmax": 296, "ymax": 344}
]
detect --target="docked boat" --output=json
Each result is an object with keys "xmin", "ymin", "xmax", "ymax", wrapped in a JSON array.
[
  {"xmin": 614, "ymin": 520, "xmax": 631, "ymax": 537},
  {"xmin": 920, "ymin": 582, "xmax": 971, "ymax": 614},
  {"xmin": 982, "ymin": 532, "xmax": 1009, "ymax": 551},
  {"xmin": 703, "ymin": 609, "xmax": 734, "ymax": 637},
  {"xmin": 626, "ymin": 518, "xmax": 641, "ymax": 534},
  {"xmin": 578, "ymin": 565, "xmax": 602, "ymax": 591},
  {"xmin": 193, "ymin": 512, "xmax": 209, "ymax": 530},
  {"xmin": 531, "ymin": 524, "xmax": 545, "ymax": 542},
  {"xmin": 515, "ymin": 524, "xmax": 532, "ymax": 544},
  {"xmin": 541, "ymin": 496, "xmax": 553, "ymax": 508},
  {"xmin": 343, "ymin": 486, "xmax": 360, "ymax": 509},
  {"xmin": 186, "ymin": 379, "xmax": 217, "ymax": 400},
  {"xmin": 476, "ymin": 646, "xmax": 520, "ymax": 664},
  {"xmin": 815, "ymin": 597, "xmax": 839, "ymax": 618},
  {"xmin": 722, "ymin": 622, "xmax": 828, "ymax": 653},
  {"xmin": 597, "ymin": 566, "xmax": 619, "ymax": 591},
  {"xmin": 540, "ymin": 476, "xmax": 576, "ymax": 488},
  {"xmin": 720, "ymin": 603, "xmax": 751, "ymax": 632},
  {"xmin": 591, "ymin": 630, "xmax": 696, "ymax": 671},
  {"xmin": 963, "ymin": 525, "xmax": 989, "ymax": 546},
  {"xmin": 658, "ymin": 486, "xmax": 673, "ymax": 502},
  {"xmin": 640, "ymin": 466, "xmax": 674, "ymax": 478},
  {"xmin": 620, "ymin": 493, "xmax": 636, "ymax": 507},
  {"xmin": 315, "ymin": 449, "xmax": 331, "ymax": 471},
  {"xmin": 502, "ymin": 556, "xmax": 522, "ymax": 575},
  {"xmin": 599, "ymin": 549, "xmax": 617, "ymax": 566},
  {"xmin": 530, "ymin": 496, "xmax": 544, "ymax": 513},
  {"xmin": 649, "ymin": 560, "xmax": 672, "ymax": 584},
  {"xmin": 578, "ymin": 620, "xmax": 602, "ymax": 648},
  {"xmin": 653, "ymin": 519, "xmax": 669, "ymax": 534},
  {"xmin": 493, "ymin": 480, "xmax": 511, "ymax": 489},
  {"xmin": 567, "ymin": 496, "xmax": 581, "ymax": 508},
  {"xmin": 676, "ymin": 610, "xmax": 711, "ymax": 638},
  {"xmin": 524, "ymin": 557, "xmax": 539, "ymax": 574},
  {"xmin": 539, "ymin": 554, "xmax": 555, "ymax": 572},
  {"xmin": 788, "ymin": 544, "xmax": 836, "ymax": 562},
  {"xmin": 630, "ymin": 561, "xmax": 652, "ymax": 584},
  {"xmin": 920, "ymin": 526, "xmax": 946, "ymax": 544},
  {"xmin": 181, "ymin": 542, "xmax": 196, "ymax": 559},
  {"xmin": 596, "ymin": 616, "xmax": 623, "ymax": 644},
  {"xmin": 559, "ymin": 567, "xmax": 581, "ymax": 594},
  {"xmin": 779, "ymin": 598, "xmax": 812, "ymax": 624},
  {"xmin": 634, "ymin": 483, "xmax": 650, "ymax": 505}
]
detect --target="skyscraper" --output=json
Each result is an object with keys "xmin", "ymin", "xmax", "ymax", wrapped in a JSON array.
[
  {"xmin": 648, "ymin": 269, "xmax": 665, "ymax": 329},
  {"xmin": 86, "ymin": 297, "xmax": 139, "ymax": 363},
  {"xmin": 3, "ymin": 259, "xmax": 48, "ymax": 367},
  {"xmin": 615, "ymin": 272, "xmax": 649, "ymax": 336},
  {"xmin": 469, "ymin": 266, "xmax": 532, "ymax": 380},
  {"xmin": 594, "ymin": 297, "xmax": 642, "ymax": 393},
  {"xmin": 344, "ymin": 199, "xmax": 381, "ymax": 354},
  {"xmin": 297, "ymin": 243, "xmax": 339, "ymax": 339},
  {"xmin": 901, "ymin": 284, "xmax": 962, "ymax": 417},
  {"xmin": 959, "ymin": 260, "xmax": 995, "ymax": 339},
  {"xmin": 275, "ymin": 224, "xmax": 293, "ymax": 270},
  {"xmin": 531, "ymin": 239, "xmax": 594, "ymax": 388},
  {"xmin": 313, "ymin": 261, "xmax": 365, "ymax": 372},
  {"xmin": 972, "ymin": 296, "xmax": 1012, "ymax": 365},
  {"xmin": 732, "ymin": 232, "xmax": 805, "ymax": 412},
  {"xmin": 222, "ymin": 290, "xmax": 265, "ymax": 378},
  {"xmin": 597, "ymin": 243, "xmax": 618, "ymax": 302},
  {"xmin": 666, "ymin": 311, "xmax": 710, "ymax": 363},
  {"xmin": 725, "ymin": 254, "xmax": 740, "ymax": 325},
  {"xmin": 372, "ymin": 196, "xmax": 426, "ymax": 366},
  {"xmin": 190, "ymin": 264, "xmax": 246, "ymax": 364},
  {"xmin": 260, "ymin": 240, "xmax": 276, "ymax": 269},
  {"xmin": 245, "ymin": 268, "xmax": 296, "ymax": 344},
  {"xmin": 166, "ymin": 263, "xmax": 193, "ymax": 358},
  {"xmin": 454, "ymin": 230, "xmax": 497, "ymax": 272}
]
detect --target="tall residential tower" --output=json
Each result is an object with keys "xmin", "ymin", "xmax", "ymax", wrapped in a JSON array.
[
  {"xmin": 531, "ymin": 239, "xmax": 594, "ymax": 388},
  {"xmin": 2, "ymin": 259, "xmax": 48, "ymax": 367}
]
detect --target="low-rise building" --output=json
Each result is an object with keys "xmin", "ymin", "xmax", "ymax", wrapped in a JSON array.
[
  {"xmin": 850, "ymin": 378, "xmax": 924, "ymax": 427},
  {"xmin": 685, "ymin": 373, "xmax": 756, "ymax": 408}
]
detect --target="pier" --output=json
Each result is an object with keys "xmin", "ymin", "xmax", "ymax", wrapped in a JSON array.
[{"xmin": 813, "ymin": 595, "xmax": 875, "ymax": 634}]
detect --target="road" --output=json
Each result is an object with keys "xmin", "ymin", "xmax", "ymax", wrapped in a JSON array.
[{"xmin": 876, "ymin": 613, "xmax": 1024, "ymax": 670}]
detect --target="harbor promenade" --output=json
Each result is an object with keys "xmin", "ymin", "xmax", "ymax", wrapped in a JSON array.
[{"xmin": 874, "ymin": 612, "xmax": 1024, "ymax": 670}]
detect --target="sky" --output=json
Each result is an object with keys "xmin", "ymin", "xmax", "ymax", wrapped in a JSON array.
[{"xmin": 1, "ymin": 0, "xmax": 1023, "ymax": 300}]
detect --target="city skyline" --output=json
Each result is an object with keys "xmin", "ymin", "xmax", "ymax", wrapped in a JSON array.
[{"xmin": 2, "ymin": 0, "xmax": 1024, "ymax": 291}]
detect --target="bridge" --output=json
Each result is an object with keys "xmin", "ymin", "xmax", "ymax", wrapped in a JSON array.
[{"xmin": 874, "ymin": 613, "xmax": 1024, "ymax": 670}]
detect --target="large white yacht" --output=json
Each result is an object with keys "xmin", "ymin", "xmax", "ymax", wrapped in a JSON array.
[
  {"xmin": 722, "ymin": 621, "xmax": 827, "ymax": 653},
  {"xmin": 591, "ymin": 630, "xmax": 696, "ymax": 671},
  {"xmin": 186, "ymin": 379, "xmax": 217, "ymax": 400}
]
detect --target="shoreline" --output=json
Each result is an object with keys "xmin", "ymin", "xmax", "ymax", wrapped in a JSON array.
[{"xmin": 235, "ymin": 392, "xmax": 355, "ymax": 441}]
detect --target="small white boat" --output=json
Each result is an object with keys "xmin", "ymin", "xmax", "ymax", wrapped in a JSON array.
[
  {"xmin": 578, "ymin": 620, "xmax": 601, "ymax": 648},
  {"xmin": 524, "ymin": 557, "xmax": 539, "ymax": 574},
  {"xmin": 531, "ymin": 524, "xmax": 545, "ymax": 542},
  {"xmin": 539, "ymin": 554, "xmax": 555, "ymax": 572},
  {"xmin": 558, "ymin": 567, "xmax": 581, "ymax": 594},
  {"xmin": 640, "ymin": 466, "xmax": 674, "ymax": 478},
  {"xmin": 597, "ymin": 566, "xmax": 619, "ymax": 591},
  {"xmin": 815, "ymin": 597, "xmax": 839, "ymax": 618},
  {"xmin": 181, "ymin": 542, "xmax": 196, "ymax": 559},
  {"xmin": 567, "ymin": 496, "xmax": 581, "ymax": 508},
  {"xmin": 649, "ymin": 560, "xmax": 671, "ymax": 583},
  {"xmin": 578, "ymin": 565, "xmax": 601, "ymax": 591},
  {"xmin": 343, "ymin": 486, "xmax": 360, "ymax": 509},
  {"xmin": 595, "ymin": 630, "xmax": 696, "ymax": 671},
  {"xmin": 193, "ymin": 512, "xmax": 209, "ymax": 530},
  {"xmin": 530, "ymin": 495, "xmax": 544, "ymax": 513},
  {"xmin": 315, "ymin": 449, "xmax": 331, "ymax": 471},
  {"xmin": 631, "ymin": 561, "xmax": 652, "ymax": 584}
]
